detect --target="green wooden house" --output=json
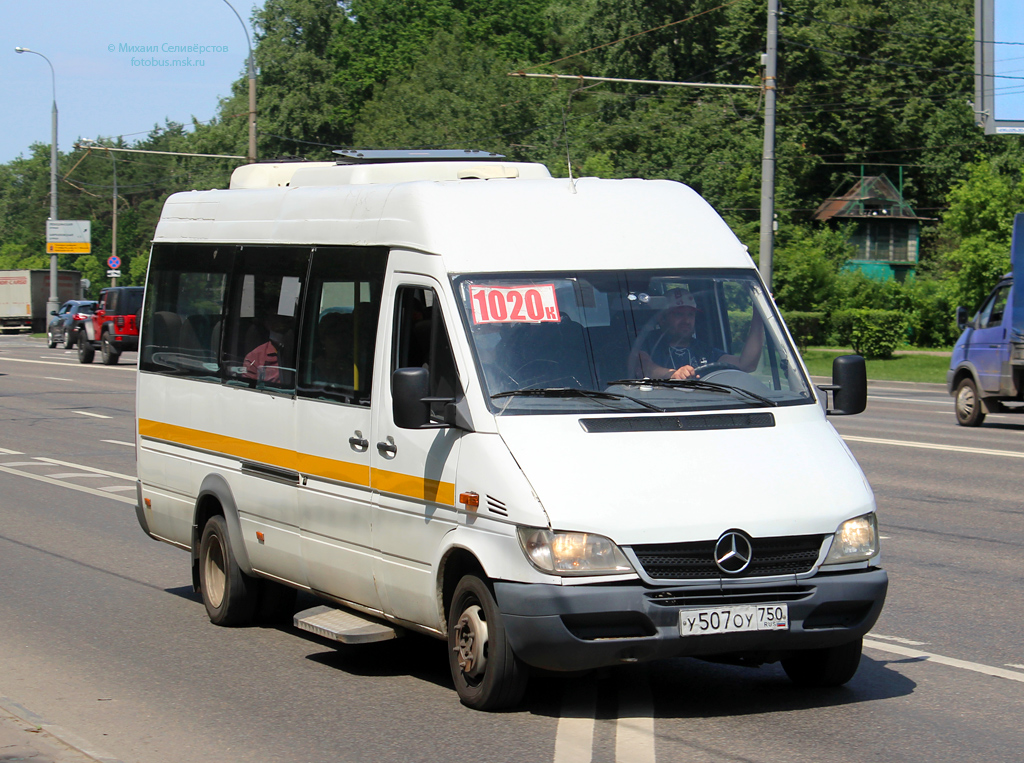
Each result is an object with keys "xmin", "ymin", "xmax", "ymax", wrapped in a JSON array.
[{"xmin": 813, "ymin": 175, "xmax": 928, "ymax": 281}]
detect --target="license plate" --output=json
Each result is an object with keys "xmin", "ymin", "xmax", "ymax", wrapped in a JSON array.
[{"xmin": 679, "ymin": 604, "xmax": 789, "ymax": 636}]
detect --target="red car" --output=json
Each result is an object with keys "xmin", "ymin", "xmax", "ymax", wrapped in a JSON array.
[{"xmin": 78, "ymin": 286, "xmax": 144, "ymax": 365}]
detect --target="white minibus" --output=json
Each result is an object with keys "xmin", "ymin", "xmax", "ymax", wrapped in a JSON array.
[{"xmin": 135, "ymin": 150, "xmax": 886, "ymax": 710}]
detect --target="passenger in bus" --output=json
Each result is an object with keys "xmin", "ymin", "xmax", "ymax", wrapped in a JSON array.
[
  {"xmin": 313, "ymin": 311, "xmax": 355, "ymax": 386},
  {"xmin": 628, "ymin": 288, "xmax": 763, "ymax": 380},
  {"xmin": 243, "ymin": 312, "xmax": 292, "ymax": 383}
]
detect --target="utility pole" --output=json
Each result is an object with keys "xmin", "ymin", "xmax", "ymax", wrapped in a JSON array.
[
  {"xmin": 15, "ymin": 47, "xmax": 60, "ymax": 317},
  {"xmin": 758, "ymin": 0, "xmax": 779, "ymax": 291},
  {"xmin": 222, "ymin": 0, "xmax": 257, "ymax": 162}
]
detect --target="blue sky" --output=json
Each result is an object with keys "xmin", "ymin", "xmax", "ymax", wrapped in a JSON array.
[{"xmin": 2, "ymin": 0, "xmax": 264, "ymax": 164}]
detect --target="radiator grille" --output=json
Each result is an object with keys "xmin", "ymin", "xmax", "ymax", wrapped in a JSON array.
[{"xmin": 631, "ymin": 534, "xmax": 827, "ymax": 580}]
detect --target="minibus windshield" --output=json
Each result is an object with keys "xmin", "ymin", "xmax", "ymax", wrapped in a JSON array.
[{"xmin": 452, "ymin": 270, "xmax": 814, "ymax": 414}]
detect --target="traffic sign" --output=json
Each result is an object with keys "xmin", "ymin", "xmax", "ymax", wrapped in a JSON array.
[
  {"xmin": 107, "ymin": 269, "xmax": 121, "ymax": 278},
  {"xmin": 46, "ymin": 220, "xmax": 90, "ymax": 243},
  {"xmin": 47, "ymin": 242, "xmax": 91, "ymax": 254},
  {"xmin": 107, "ymin": 255, "xmax": 121, "ymax": 269}
]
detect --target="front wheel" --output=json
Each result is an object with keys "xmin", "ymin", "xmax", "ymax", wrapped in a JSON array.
[
  {"xmin": 199, "ymin": 515, "xmax": 258, "ymax": 626},
  {"xmin": 782, "ymin": 637, "xmax": 863, "ymax": 687},
  {"xmin": 954, "ymin": 377, "xmax": 985, "ymax": 427},
  {"xmin": 447, "ymin": 575, "xmax": 528, "ymax": 711},
  {"xmin": 47, "ymin": 333, "xmax": 57, "ymax": 349},
  {"xmin": 78, "ymin": 338, "xmax": 95, "ymax": 364}
]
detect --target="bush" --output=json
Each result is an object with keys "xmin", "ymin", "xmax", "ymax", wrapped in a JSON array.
[
  {"xmin": 781, "ymin": 311, "xmax": 827, "ymax": 350},
  {"xmin": 831, "ymin": 309, "xmax": 908, "ymax": 359}
]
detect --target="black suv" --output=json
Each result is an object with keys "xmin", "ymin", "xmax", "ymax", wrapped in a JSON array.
[{"xmin": 78, "ymin": 286, "xmax": 144, "ymax": 365}]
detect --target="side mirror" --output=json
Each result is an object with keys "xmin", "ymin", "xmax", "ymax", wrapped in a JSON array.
[
  {"xmin": 392, "ymin": 367, "xmax": 431, "ymax": 429},
  {"xmin": 955, "ymin": 306, "xmax": 968, "ymax": 332},
  {"xmin": 50, "ymin": 310, "xmax": 57, "ymax": 316},
  {"xmin": 819, "ymin": 354, "xmax": 867, "ymax": 416}
]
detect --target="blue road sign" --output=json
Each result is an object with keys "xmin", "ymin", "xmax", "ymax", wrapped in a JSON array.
[{"xmin": 107, "ymin": 255, "xmax": 121, "ymax": 269}]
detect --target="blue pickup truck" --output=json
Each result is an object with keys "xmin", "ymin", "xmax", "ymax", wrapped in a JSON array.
[{"xmin": 948, "ymin": 213, "xmax": 1024, "ymax": 426}]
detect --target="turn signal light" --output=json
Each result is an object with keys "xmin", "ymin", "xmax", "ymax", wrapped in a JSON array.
[{"xmin": 459, "ymin": 492, "xmax": 480, "ymax": 511}]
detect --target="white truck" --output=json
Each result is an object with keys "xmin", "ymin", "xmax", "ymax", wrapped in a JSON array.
[{"xmin": 0, "ymin": 269, "xmax": 83, "ymax": 333}]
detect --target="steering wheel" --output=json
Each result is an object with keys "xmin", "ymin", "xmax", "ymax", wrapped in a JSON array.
[
  {"xmin": 509, "ymin": 359, "xmax": 560, "ymax": 384},
  {"xmin": 692, "ymin": 361, "xmax": 741, "ymax": 378},
  {"xmin": 509, "ymin": 359, "xmax": 582, "ymax": 389}
]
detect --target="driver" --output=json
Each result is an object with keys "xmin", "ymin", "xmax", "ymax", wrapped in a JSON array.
[{"xmin": 628, "ymin": 288, "xmax": 763, "ymax": 380}]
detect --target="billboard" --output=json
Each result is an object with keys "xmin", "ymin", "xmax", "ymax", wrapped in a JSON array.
[{"xmin": 976, "ymin": 0, "xmax": 1024, "ymax": 134}]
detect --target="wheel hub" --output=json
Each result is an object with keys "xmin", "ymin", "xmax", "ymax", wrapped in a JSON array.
[
  {"xmin": 453, "ymin": 604, "xmax": 488, "ymax": 678},
  {"xmin": 957, "ymin": 385, "xmax": 975, "ymax": 417}
]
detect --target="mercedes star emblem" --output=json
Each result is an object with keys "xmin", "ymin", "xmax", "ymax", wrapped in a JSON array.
[{"xmin": 714, "ymin": 531, "xmax": 753, "ymax": 574}]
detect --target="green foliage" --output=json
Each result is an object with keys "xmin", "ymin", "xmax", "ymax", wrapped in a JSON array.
[
  {"xmin": 781, "ymin": 311, "xmax": 827, "ymax": 350},
  {"xmin": 832, "ymin": 308, "xmax": 908, "ymax": 358},
  {"xmin": 0, "ymin": 0, "xmax": 1015, "ymax": 336}
]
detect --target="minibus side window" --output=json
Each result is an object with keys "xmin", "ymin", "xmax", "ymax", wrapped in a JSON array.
[
  {"xmin": 222, "ymin": 247, "xmax": 310, "ymax": 393},
  {"xmin": 140, "ymin": 243, "xmax": 233, "ymax": 381},
  {"xmin": 393, "ymin": 286, "xmax": 459, "ymax": 418},
  {"xmin": 297, "ymin": 247, "xmax": 387, "ymax": 406}
]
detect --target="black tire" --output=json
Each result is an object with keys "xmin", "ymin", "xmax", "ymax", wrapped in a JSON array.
[
  {"xmin": 447, "ymin": 575, "xmax": 528, "ymax": 711},
  {"xmin": 954, "ymin": 377, "xmax": 985, "ymax": 427},
  {"xmin": 78, "ymin": 339, "xmax": 95, "ymax": 364},
  {"xmin": 47, "ymin": 332, "xmax": 57, "ymax": 349},
  {"xmin": 100, "ymin": 331, "xmax": 120, "ymax": 365},
  {"xmin": 782, "ymin": 637, "xmax": 863, "ymax": 688},
  {"xmin": 198, "ymin": 515, "xmax": 258, "ymax": 626},
  {"xmin": 65, "ymin": 327, "xmax": 76, "ymax": 349}
]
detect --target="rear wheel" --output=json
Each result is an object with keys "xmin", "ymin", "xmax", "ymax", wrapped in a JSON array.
[
  {"xmin": 954, "ymin": 377, "xmax": 985, "ymax": 427},
  {"xmin": 78, "ymin": 338, "xmax": 95, "ymax": 364},
  {"xmin": 100, "ymin": 331, "xmax": 120, "ymax": 365},
  {"xmin": 199, "ymin": 515, "xmax": 258, "ymax": 626},
  {"xmin": 782, "ymin": 638, "xmax": 863, "ymax": 687},
  {"xmin": 447, "ymin": 575, "xmax": 528, "ymax": 711},
  {"xmin": 65, "ymin": 327, "xmax": 76, "ymax": 349}
]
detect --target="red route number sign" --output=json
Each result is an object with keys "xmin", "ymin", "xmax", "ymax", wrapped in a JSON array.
[{"xmin": 469, "ymin": 284, "xmax": 560, "ymax": 325}]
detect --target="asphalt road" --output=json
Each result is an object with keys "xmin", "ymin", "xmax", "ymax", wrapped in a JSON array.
[{"xmin": 0, "ymin": 334, "xmax": 1021, "ymax": 763}]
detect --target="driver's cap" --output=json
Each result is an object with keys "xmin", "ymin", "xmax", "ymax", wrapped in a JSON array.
[{"xmin": 665, "ymin": 288, "xmax": 699, "ymax": 311}]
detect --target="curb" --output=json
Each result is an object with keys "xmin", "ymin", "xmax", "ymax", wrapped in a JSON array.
[{"xmin": 0, "ymin": 696, "xmax": 124, "ymax": 763}]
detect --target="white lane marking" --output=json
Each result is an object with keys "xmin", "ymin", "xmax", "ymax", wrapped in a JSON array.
[
  {"xmin": 842, "ymin": 435, "xmax": 1024, "ymax": 459},
  {"xmin": 0, "ymin": 461, "xmax": 51, "ymax": 467},
  {"xmin": 47, "ymin": 472, "xmax": 112, "ymax": 480},
  {"xmin": 0, "ymin": 462, "xmax": 135, "ymax": 505},
  {"xmin": 0, "ymin": 448, "xmax": 24, "ymax": 455},
  {"xmin": 44, "ymin": 376, "xmax": 73, "ymax": 381},
  {"xmin": 867, "ymin": 395, "xmax": 949, "ymax": 406},
  {"xmin": 554, "ymin": 682, "xmax": 596, "ymax": 763},
  {"xmin": 864, "ymin": 639, "xmax": 1024, "ymax": 683},
  {"xmin": 0, "ymin": 356, "xmax": 132, "ymax": 370},
  {"xmin": 33, "ymin": 458, "xmax": 135, "ymax": 481},
  {"xmin": 72, "ymin": 410, "xmax": 112, "ymax": 419},
  {"xmin": 0, "ymin": 357, "xmax": 80, "ymax": 367},
  {"xmin": 100, "ymin": 485, "xmax": 136, "ymax": 493},
  {"xmin": 102, "ymin": 439, "xmax": 135, "ymax": 447},
  {"xmin": 869, "ymin": 633, "xmax": 928, "ymax": 646},
  {"xmin": 616, "ymin": 670, "xmax": 656, "ymax": 763},
  {"xmin": 1007, "ymin": 664, "xmax": 1024, "ymax": 670}
]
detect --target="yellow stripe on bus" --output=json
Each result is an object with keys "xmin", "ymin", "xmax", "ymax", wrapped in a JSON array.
[{"xmin": 138, "ymin": 419, "xmax": 452, "ymax": 504}]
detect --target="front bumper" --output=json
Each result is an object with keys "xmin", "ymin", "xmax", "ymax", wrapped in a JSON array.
[{"xmin": 495, "ymin": 568, "xmax": 888, "ymax": 671}]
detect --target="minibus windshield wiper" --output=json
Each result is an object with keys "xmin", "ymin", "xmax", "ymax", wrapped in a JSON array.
[
  {"xmin": 491, "ymin": 387, "xmax": 664, "ymax": 412},
  {"xmin": 607, "ymin": 378, "xmax": 778, "ymax": 407}
]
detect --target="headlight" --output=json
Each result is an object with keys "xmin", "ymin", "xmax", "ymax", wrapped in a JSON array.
[
  {"xmin": 823, "ymin": 513, "xmax": 879, "ymax": 564},
  {"xmin": 517, "ymin": 528, "xmax": 634, "ymax": 576}
]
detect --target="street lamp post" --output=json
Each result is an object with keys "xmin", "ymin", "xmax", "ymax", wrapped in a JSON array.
[
  {"xmin": 15, "ymin": 46, "xmax": 60, "ymax": 317},
  {"xmin": 221, "ymin": 0, "xmax": 257, "ymax": 162}
]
